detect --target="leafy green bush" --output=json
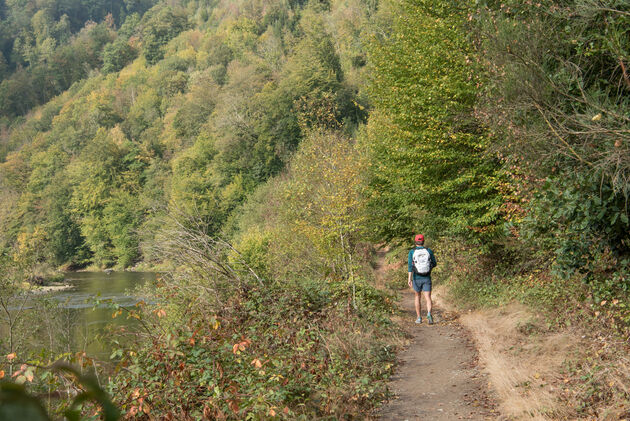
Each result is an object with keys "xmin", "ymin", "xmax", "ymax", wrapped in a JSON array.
[
  {"xmin": 521, "ymin": 172, "xmax": 629, "ymax": 321},
  {"xmin": 102, "ymin": 38, "xmax": 138, "ymax": 74}
]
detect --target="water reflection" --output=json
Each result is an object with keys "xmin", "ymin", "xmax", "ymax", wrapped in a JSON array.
[
  {"xmin": 55, "ymin": 271, "xmax": 156, "ymax": 309},
  {"xmin": 3, "ymin": 272, "xmax": 156, "ymax": 360}
]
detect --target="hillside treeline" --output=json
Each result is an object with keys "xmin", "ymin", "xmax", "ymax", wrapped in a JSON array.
[
  {"xmin": 0, "ymin": 0, "xmax": 156, "ymax": 118},
  {"xmin": 0, "ymin": 0, "xmax": 628, "ymax": 418},
  {"xmin": 0, "ymin": 0, "xmax": 369, "ymax": 269}
]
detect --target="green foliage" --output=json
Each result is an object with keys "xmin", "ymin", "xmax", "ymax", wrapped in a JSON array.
[
  {"xmin": 102, "ymin": 38, "xmax": 137, "ymax": 74},
  {"xmin": 0, "ymin": 0, "xmax": 156, "ymax": 118},
  {"xmin": 467, "ymin": 0, "xmax": 630, "ymax": 336},
  {"xmin": 230, "ymin": 226, "xmax": 273, "ymax": 282},
  {"xmin": 522, "ymin": 173, "xmax": 629, "ymax": 276},
  {"xmin": 44, "ymin": 180, "xmax": 88, "ymax": 266},
  {"xmin": 66, "ymin": 127, "xmax": 146, "ymax": 267},
  {"xmin": 102, "ymin": 192, "xmax": 142, "ymax": 267},
  {"xmin": 0, "ymin": 0, "xmax": 372, "ymax": 269},
  {"xmin": 519, "ymin": 172, "xmax": 629, "ymax": 326},
  {"xmin": 171, "ymin": 71, "xmax": 218, "ymax": 141},
  {"xmin": 361, "ymin": 0, "xmax": 503, "ymax": 243},
  {"xmin": 0, "ymin": 21, "xmax": 115, "ymax": 117},
  {"xmin": 274, "ymin": 129, "xmax": 367, "ymax": 284},
  {"xmin": 227, "ymin": 125, "xmax": 395, "ymax": 321},
  {"xmin": 140, "ymin": 6, "xmax": 189, "ymax": 65},
  {"xmin": 169, "ymin": 134, "xmax": 227, "ymax": 233},
  {"xmin": 477, "ymin": 0, "xmax": 630, "ymax": 194}
]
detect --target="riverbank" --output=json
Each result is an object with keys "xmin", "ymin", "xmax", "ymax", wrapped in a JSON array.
[
  {"xmin": 30, "ymin": 282, "xmax": 73, "ymax": 294},
  {"xmin": 68, "ymin": 261, "xmax": 168, "ymax": 274}
]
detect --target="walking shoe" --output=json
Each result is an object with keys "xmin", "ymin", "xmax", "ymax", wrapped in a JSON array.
[
  {"xmin": 415, "ymin": 317, "xmax": 422, "ymax": 324},
  {"xmin": 427, "ymin": 313, "xmax": 434, "ymax": 325}
]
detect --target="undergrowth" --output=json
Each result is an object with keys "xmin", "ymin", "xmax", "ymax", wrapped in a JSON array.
[{"xmin": 107, "ymin": 272, "xmax": 400, "ymax": 419}]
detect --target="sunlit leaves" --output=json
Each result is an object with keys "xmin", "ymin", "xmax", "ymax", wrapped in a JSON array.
[{"xmin": 361, "ymin": 0, "xmax": 503, "ymax": 242}]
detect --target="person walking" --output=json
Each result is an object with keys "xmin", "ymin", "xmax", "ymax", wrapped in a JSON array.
[{"xmin": 408, "ymin": 234, "xmax": 437, "ymax": 324}]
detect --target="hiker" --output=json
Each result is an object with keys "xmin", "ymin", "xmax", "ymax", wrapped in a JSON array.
[{"xmin": 408, "ymin": 234, "xmax": 437, "ymax": 324}]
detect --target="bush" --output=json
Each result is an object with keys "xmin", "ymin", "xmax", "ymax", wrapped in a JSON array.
[
  {"xmin": 108, "ymin": 250, "xmax": 398, "ymax": 419},
  {"xmin": 520, "ymin": 172, "xmax": 629, "ymax": 324}
]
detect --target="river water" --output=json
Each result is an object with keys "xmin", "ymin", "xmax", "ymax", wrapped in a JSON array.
[
  {"xmin": 22, "ymin": 272, "xmax": 156, "ymax": 360},
  {"xmin": 54, "ymin": 271, "xmax": 156, "ymax": 309}
]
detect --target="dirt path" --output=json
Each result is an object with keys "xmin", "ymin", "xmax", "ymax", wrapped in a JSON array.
[{"xmin": 377, "ymin": 289, "xmax": 498, "ymax": 420}]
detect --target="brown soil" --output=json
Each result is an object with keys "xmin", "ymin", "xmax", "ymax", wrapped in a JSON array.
[
  {"xmin": 377, "ymin": 289, "xmax": 499, "ymax": 420},
  {"xmin": 459, "ymin": 304, "xmax": 582, "ymax": 420}
]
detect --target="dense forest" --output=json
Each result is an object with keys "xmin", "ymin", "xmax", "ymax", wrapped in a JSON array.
[{"xmin": 0, "ymin": 0, "xmax": 628, "ymax": 418}]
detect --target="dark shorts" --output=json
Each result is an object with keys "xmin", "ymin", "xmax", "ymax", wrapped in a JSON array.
[{"xmin": 412, "ymin": 277, "xmax": 432, "ymax": 292}]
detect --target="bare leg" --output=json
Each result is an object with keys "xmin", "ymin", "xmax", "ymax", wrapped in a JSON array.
[
  {"xmin": 414, "ymin": 292, "xmax": 421, "ymax": 318},
  {"xmin": 422, "ymin": 290, "xmax": 432, "ymax": 315}
]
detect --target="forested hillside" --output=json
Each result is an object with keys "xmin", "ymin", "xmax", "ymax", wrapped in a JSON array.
[
  {"xmin": 0, "ymin": 0, "xmax": 156, "ymax": 119},
  {"xmin": 0, "ymin": 0, "xmax": 628, "ymax": 418},
  {"xmin": 0, "ymin": 0, "xmax": 369, "ymax": 269}
]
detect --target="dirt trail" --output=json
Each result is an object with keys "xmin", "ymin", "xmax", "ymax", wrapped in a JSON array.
[{"xmin": 377, "ymin": 288, "xmax": 498, "ymax": 420}]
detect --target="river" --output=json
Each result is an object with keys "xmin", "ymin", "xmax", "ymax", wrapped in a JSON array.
[{"xmin": 17, "ymin": 271, "xmax": 157, "ymax": 360}]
